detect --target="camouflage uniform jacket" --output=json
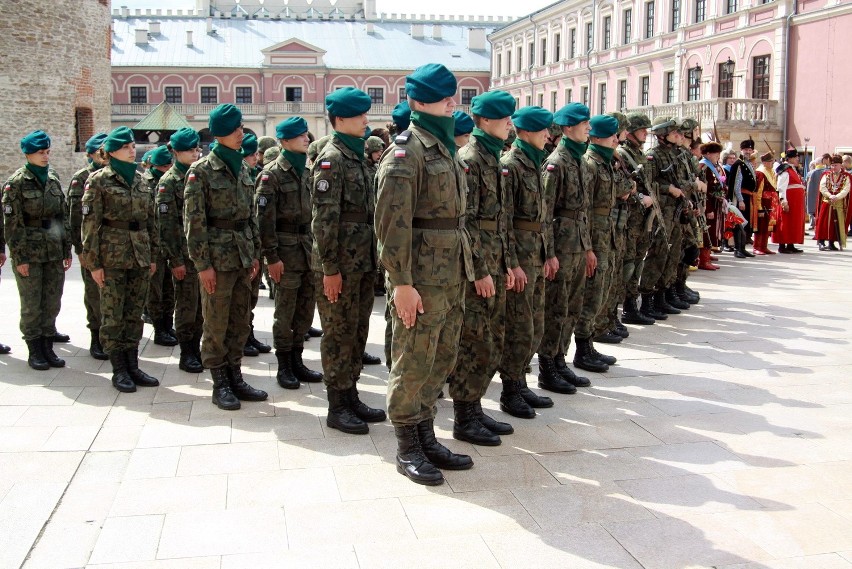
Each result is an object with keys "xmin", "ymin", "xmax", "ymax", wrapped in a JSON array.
[
  {"xmin": 310, "ymin": 136, "xmax": 376, "ymax": 275},
  {"xmin": 647, "ymin": 144, "xmax": 684, "ymax": 213},
  {"xmin": 583, "ymin": 148, "xmax": 618, "ymax": 249},
  {"xmin": 256, "ymin": 153, "xmax": 313, "ymax": 272},
  {"xmin": 3, "ymin": 166, "xmax": 69, "ymax": 264},
  {"xmin": 501, "ymin": 145, "xmax": 553, "ymax": 268},
  {"xmin": 375, "ymin": 126, "xmax": 475, "ymax": 287},
  {"xmin": 542, "ymin": 144, "xmax": 592, "ymax": 254},
  {"xmin": 81, "ymin": 166, "xmax": 158, "ymax": 270},
  {"xmin": 677, "ymin": 149, "xmax": 701, "ymax": 202},
  {"xmin": 459, "ymin": 137, "xmax": 513, "ymax": 279},
  {"xmin": 618, "ymin": 140, "xmax": 654, "ymax": 202},
  {"xmin": 184, "ymin": 152, "xmax": 260, "ymax": 273},
  {"xmin": 68, "ymin": 163, "xmax": 99, "ymax": 255},
  {"xmin": 156, "ymin": 163, "xmax": 193, "ymax": 270}
]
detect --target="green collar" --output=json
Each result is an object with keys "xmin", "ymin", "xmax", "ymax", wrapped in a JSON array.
[
  {"xmin": 589, "ymin": 143, "xmax": 615, "ymax": 163},
  {"xmin": 212, "ymin": 144, "xmax": 244, "ymax": 178},
  {"xmin": 109, "ymin": 158, "xmax": 137, "ymax": 187},
  {"xmin": 513, "ymin": 138, "xmax": 547, "ymax": 169},
  {"xmin": 472, "ymin": 128, "xmax": 504, "ymax": 161},
  {"xmin": 333, "ymin": 131, "xmax": 365, "ymax": 157},
  {"xmin": 561, "ymin": 136, "xmax": 588, "ymax": 161},
  {"xmin": 283, "ymin": 149, "xmax": 307, "ymax": 178},
  {"xmin": 411, "ymin": 111, "xmax": 456, "ymax": 157},
  {"xmin": 25, "ymin": 163, "xmax": 49, "ymax": 187},
  {"xmin": 174, "ymin": 161, "xmax": 190, "ymax": 175}
]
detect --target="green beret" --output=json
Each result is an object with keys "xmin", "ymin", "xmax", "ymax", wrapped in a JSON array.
[
  {"xmin": 589, "ymin": 115, "xmax": 620, "ymax": 138},
  {"xmin": 392, "ymin": 101, "xmax": 411, "ymax": 132},
  {"xmin": 141, "ymin": 150, "xmax": 152, "ymax": 164},
  {"xmin": 241, "ymin": 133, "xmax": 258, "ymax": 157},
  {"xmin": 606, "ymin": 111, "xmax": 628, "ymax": 133},
  {"xmin": 511, "ymin": 106, "xmax": 554, "ymax": 132},
  {"xmin": 208, "ymin": 104, "xmax": 242, "ymax": 137},
  {"xmin": 453, "ymin": 111, "xmax": 474, "ymax": 136},
  {"xmin": 553, "ymin": 103, "xmax": 591, "ymax": 127},
  {"xmin": 20, "ymin": 130, "xmax": 51, "ymax": 155},
  {"xmin": 405, "ymin": 63, "xmax": 457, "ymax": 104},
  {"xmin": 625, "ymin": 112, "xmax": 651, "ymax": 132},
  {"xmin": 103, "ymin": 127, "xmax": 135, "ymax": 153},
  {"xmin": 325, "ymin": 87, "xmax": 371, "ymax": 118},
  {"xmin": 276, "ymin": 117, "xmax": 308, "ymax": 140},
  {"xmin": 257, "ymin": 136, "xmax": 278, "ymax": 155},
  {"xmin": 169, "ymin": 127, "xmax": 199, "ymax": 152},
  {"xmin": 148, "ymin": 145, "xmax": 173, "ymax": 166},
  {"xmin": 85, "ymin": 133, "xmax": 108, "ymax": 155},
  {"xmin": 470, "ymin": 90, "xmax": 516, "ymax": 120},
  {"xmin": 365, "ymin": 136, "xmax": 385, "ymax": 153}
]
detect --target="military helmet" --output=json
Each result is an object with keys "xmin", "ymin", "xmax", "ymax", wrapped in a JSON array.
[
  {"xmin": 365, "ymin": 136, "xmax": 385, "ymax": 154},
  {"xmin": 257, "ymin": 136, "xmax": 278, "ymax": 155},
  {"xmin": 678, "ymin": 118, "xmax": 699, "ymax": 139},
  {"xmin": 307, "ymin": 135, "xmax": 331, "ymax": 162},
  {"xmin": 262, "ymin": 146, "xmax": 279, "ymax": 166},
  {"xmin": 606, "ymin": 111, "xmax": 628, "ymax": 133},
  {"xmin": 649, "ymin": 116, "xmax": 679, "ymax": 136},
  {"xmin": 625, "ymin": 112, "xmax": 651, "ymax": 132},
  {"xmin": 504, "ymin": 128, "xmax": 517, "ymax": 147},
  {"xmin": 548, "ymin": 123, "xmax": 563, "ymax": 137}
]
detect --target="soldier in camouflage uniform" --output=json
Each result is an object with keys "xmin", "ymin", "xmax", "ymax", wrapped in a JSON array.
[
  {"xmin": 450, "ymin": 90, "xmax": 517, "ymax": 447},
  {"xmin": 68, "ymin": 132, "xmax": 109, "ymax": 360},
  {"xmin": 377, "ymin": 63, "xmax": 476, "ymax": 485},
  {"xmin": 672, "ymin": 119, "xmax": 704, "ymax": 307},
  {"xmin": 572, "ymin": 115, "xmax": 622, "ymax": 373},
  {"xmin": 256, "ymin": 116, "xmax": 323, "ymax": 390},
  {"xmin": 496, "ymin": 106, "xmax": 559, "ymax": 420},
  {"xmin": 312, "ymin": 88, "xmax": 385, "ymax": 435},
  {"xmin": 0, "ymin": 207, "xmax": 10, "ymax": 354},
  {"xmin": 365, "ymin": 135, "xmax": 387, "ymax": 298},
  {"xmin": 184, "ymin": 105, "xmax": 268, "ymax": 410},
  {"xmin": 156, "ymin": 128, "xmax": 204, "ymax": 374},
  {"xmin": 3, "ymin": 130, "xmax": 72, "ymax": 370},
  {"xmin": 537, "ymin": 103, "xmax": 595, "ymax": 393},
  {"xmin": 81, "ymin": 127, "xmax": 160, "ymax": 392}
]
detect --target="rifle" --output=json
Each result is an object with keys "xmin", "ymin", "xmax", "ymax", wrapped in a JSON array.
[{"xmin": 616, "ymin": 145, "xmax": 669, "ymax": 245}]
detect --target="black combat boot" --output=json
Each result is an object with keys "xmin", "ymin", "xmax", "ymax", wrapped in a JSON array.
[
  {"xmin": 51, "ymin": 331, "xmax": 70, "ymax": 343},
  {"xmin": 0, "ymin": 342, "xmax": 10, "ymax": 354},
  {"xmin": 307, "ymin": 326, "xmax": 323, "ymax": 338},
  {"xmin": 518, "ymin": 378, "xmax": 554, "ymax": 408},
  {"xmin": 109, "ymin": 351, "xmax": 136, "ymax": 393},
  {"xmin": 211, "ymin": 366, "xmax": 240, "ymax": 410},
  {"xmin": 291, "ymin": 347, "xmax": 323, "ymax": 382},
  {"xmin": 654, "ymin": 289, "xmax": 681, "ymax": 315},
  {"xmin": 26, "ymin": 339, "xmax": 49, "ymax": 371},
  {"xmin": 42, "ymin": 337, "xmax": 66, "ymax": 368},
  {"xmin": 573, "ymin": 337, "xmax": 609, "ymax": 373},
  {"xmin": 666, "ymin": 286, "xmax": 690, "ymax": 310},
  {"xmin": 275, "ymin": 350, "xmax": 300, "ymax": 389},
  {"xmin": 362, "ymin": 352, "xmax": 382, "ymax": 365},
  {"xmin": 590, "ymin": 340, "xmax": 617, "ymax": 365},
  {"xmin": 500, "ymin": 380, "xmax": 536, "ymax": 419},
  {"xmin": 416, "ymin": 419, "xmax": 473, "ymax": 470},
  {"xmin": 452, "ymin": 400, "xmax": 501, "ymax": 446},
  {"xmin": 676, "ymin": 281, "xmax": 699, "ymax": 304},
  {"xmin": 474, "ymin": 399, "xmax": 515, "ymax": 432},
  {"xmin": 349, "ymin": 383, "xmax": 387, "ymax": 422},
  {"xmin": 153, "ymin": 319, "xmax": 178, "ymax": 346},
  {"xmin": 640, "ymin": 292, "xmax": 668, "ymax": 320},
  {"xmin": 623, "ymin": 295, "xmax": 655, "ymax": 325},
  {"xmin": 247, "ymin": 326, "xmax": 271, "ymax": 353},
  {"xmin": 538, "ymin": 355, "xmax": 578, "ymax": 393},
  {"xmin": 89, "ymin": 329, "xmax": 108, "ymax": 360},
  {"xmin": 394, "ymin": 425, "xmax": 444, "ymax": 486},
  {"xmin": 243, "ymin": 340, "xmax": 259, "ymax": 357},
  {"xmin": 164, "ymin": 315, "xmax": 177, "ymax": 337},
  {"xmin": 554, "ymin": 353, "xmax": 592, "ymax": 387},
  {"xmin": 178, "ymin": 341, "xmax": 204, "ymax": 373},
  {"xmin": 594, "ymin": 330, "xmax": 623, "ymax": 344},
  {"xmin": 326, "ymin": 388, "xmax": 369, "ymax": 434},
  {"xmin": 613, "ymin": 307, "xmax": 629, "ymax": 338},
  {"xmin": 125, "ymin": 349, "xmax": 159, "ymax": 387},
  {"xmin": 228, "ymin": 365, "xmax": 268, "ymax": 401}
]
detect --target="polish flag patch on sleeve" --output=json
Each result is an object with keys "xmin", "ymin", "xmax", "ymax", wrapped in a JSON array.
[
  {"xmin": 84, "ymin": 183, "xmax": 90, "ymax": 191},
  {"xmin": 261, "ymin": 174, "xmax": 269, "ymax": 182},
  {"xmin": 3, "ymin": 184, "xmax": 10, "ymax": 192},
  {"xmin": 188, "ymin": 173, "xmax": 196, "ymax": 182},
  {"xmin": 501, "ymin": 168, "xmax": 510, "ymax": 176},
  {"xmin": 546, "ymin": 164, "xmax": 556, "ymax": 171},
  {"xmin": 71, "ymin": 180, "xmax": 78, "ymax": 186},
  {"xmin": 320, "ymin": 161, "xmax": 332, "ymax": 169},
  {"xmin": 158, "ymin": 185, "xmax": 166, "ymax": 193},
  {"xmin": 394, "ymin": 149, "xmax": 406, "ymax": 158}
]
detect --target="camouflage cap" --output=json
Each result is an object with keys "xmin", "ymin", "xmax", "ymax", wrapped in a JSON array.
[
  {"xmin": 679, "ymin": 118, "xmax": 699, "ymax": 138},
  {"xmin": 365, "ymin": 136, "xmax": 385, "ymax": 153},
  {"xmin": 606, "ymin": 111, "xmax": 628, "ymax": 133},
  {"xmin": 625, "ymin": 112, "xmax": 651, "ymax": 132},
  {"xmin": 262, "ymin": 146, "xmax": 280, "ymax": 166},
  {"xmin": 257, "ymin": 135, "xmax": 278, "ymax": 155},
  {"xmin": 649, "ymin": 116, "xmax": 678, "ymax": 136},
  {"xmin": 307, "ymin": 134, "xmax": 331, "ymax": 162}
]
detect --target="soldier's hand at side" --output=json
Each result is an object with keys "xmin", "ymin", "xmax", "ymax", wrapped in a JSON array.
[
  {"xmin": 0, "ymin": 253, "xmax": 6, "ymax": 268},
  {"xmin": 505, "ymin": 271, "xmax": 516, "ymax": 291},
  {"xmin": 199, "ymin": 267, "xmax": 217, "ymax": 295},
  {"xmin": 394, "ymin": 284, "xmax": 423, "ymax": 329},
  {"xmin": 150, "ymin": 263, "xmax": 157, "ymax": 276},
  {"xmin": 16, "ymin": 263, "xmax": 29, "ymax": 277},
  {"xmin": 324, "ymin": 272, "xmax": 343, "ymax": 303},
  {"xmin": 543, "ymin": 257, "xmax": 559, "ymax": 280},
  {"xmin": 63, "ymin": 257, "xmax": 72, "ymax": 271},
  {"xmin": 250, "ymin": 259, "xmax": 260, "ymax": 281},
  {"xmin": 510, "ymin": 266, "xmax": 526, "ymax": 292},
  {"xmin": 172, "ymin": 265, "xmax": 187, "ymax": 281},
  {"xmin": 474, "ymin": 275, "xmax": 495, "ymax": 298},
  {"xmin": 91, "ymin": 268, "xmax": 104, "ymax": 288},
  {"xmin": 585, "ymin": 250, "xmax": 597, "ymax": 277},
  {"xmin": 267, "ymin": 261, "xmax": 284, "ymax": 284}
]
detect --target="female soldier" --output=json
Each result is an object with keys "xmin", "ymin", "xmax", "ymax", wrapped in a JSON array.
[
  {"xmin": 82, "ymin": 127, "xmax": 160, "ymax": 392},
  {"xmin": 2, "ymin": 131, "xmax": 72, "ymax": 370}
]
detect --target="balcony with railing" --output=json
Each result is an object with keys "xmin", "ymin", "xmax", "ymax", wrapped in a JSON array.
[{"xmin": 631, "ymin": 98, "xmax": 779, "ymax": 127}]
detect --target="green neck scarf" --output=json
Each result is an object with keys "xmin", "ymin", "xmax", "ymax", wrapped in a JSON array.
[
  {"xmin": 110, "ymin": 158, "xmax": 137, "ymax": 187},
  {"xmin": 561, "ymin": 136, "xmax": 588, "ymax": 161},
  {"xmin": 25, "ymin": 163, "xmax": 49, "ymax": 187},
  {"xmin": 333, "ymin": 131, "xmax": 365, "ymax": 157},
  {"xmin": 175, "ymin": 161, "xmax": 190, "ymax": 175},
  {"xmin": 589, "ymin": 143, "xmax": 615, "ymax": 163},
  {"xmin": 513, "ymin": 138, "xmax": 547, "ymax": 169},
  {"xmin": 212, "ymin": 144, "xmax": 245, "ymax": 178},
  {"xmin": 149, "ymin": 168, "xmax": 165, "ymax": 183},
  {"xmin": 87, "ymin": 158, "xmax": 105, "ymax": 171},
  {"xmin": 472, "ymin": 128, "xmax": 504, "ymax": 161},
  {"xmin": 411, "ymin": 111, "xmax": 456, "ymax": 157},
  {"xmin": 283, "ymin": 149, "xmax": 307, "ymax": 178}
]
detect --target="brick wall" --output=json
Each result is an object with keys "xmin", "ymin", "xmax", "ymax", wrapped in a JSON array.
[{"xmin": 0, "ymin": 0, "xmax": 112, "ymax": 183}]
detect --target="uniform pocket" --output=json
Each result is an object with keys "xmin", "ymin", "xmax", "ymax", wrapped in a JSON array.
[{"xmin": 412, "ymin": 307, "xmax": 447, "ymax": 369}]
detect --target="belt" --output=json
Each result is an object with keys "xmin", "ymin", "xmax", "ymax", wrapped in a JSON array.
[
  {"xmin": 412, "ymin": 215, "xmax": 466, "ymax": 230},
  {"xmin": 477, "ymin": 218, "xmax": 498, "ymax": 231},
  {"xmin": 512, "ymin": 219, "xmax": 544, "ymax": 232},
  {"xmin": 23, "ymin": 218, "xmax": 57, "ymax": 229},
  {"xmin": 339, "ymin": 212, "xmax": 374, "ymax": 225},
  {"xmin": 554, "ymin": 208, "xmax": 584, "ymax": 220},
  {"xmin": 276, "ymin": 221, "xmax": 310, "ymax": 234},
  {"xmin": 208, "ymin": 218, "xmax": 248, "ymax": 231},
  {"xmin": 102, "ymin": 219, "xmax": 141, "ymax": 231},
  {"xmin": 592, "ymin": 207, "xmax": 611, "ymax": 216}
]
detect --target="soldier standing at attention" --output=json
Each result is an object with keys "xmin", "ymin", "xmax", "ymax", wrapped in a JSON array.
[
  {"xmin": 184, "ymin": 105, "xmax": 268, "ymax": 410},
  {"xmin": 365, "ymin": 135, "xmax": 387, "ymax": 298},
  {"xmin": 3, "ymin": 130, "xmax": 72, "ymax": 370},
  {"xmin": 497, "ymin": 106, "xmax": 559, "ymax": 419},
  {"xmin": 312, "ymin": 87, "xmax": 386, "ymax": 434},
  {"xmin": 0, "ymin": 207, "xmax": 10, "ymax": 354},
  {"xmin": 68, "ymin": 132, "xmax": 109, "ymax": 360},
  {"xmin": 81, "ymin": 127, "xmax": 160, "ymax": 392},
  {"xmin": 376, "ymin": 63, "xmax": 475, "ymax": 485},
  {"xmin": 536, "ymin": 103, "xmax": 594, "ymax": 393},
  {"xmin": 156, "ymin": 127, "xmax": 204, "ymax": 374},
  {"xmin": 450, "ymin": 90, "xmax": 517, "ymax": 446},
  {"xmin": 256, "ymin": 116, "xmax": 324, "ymax": 390}
]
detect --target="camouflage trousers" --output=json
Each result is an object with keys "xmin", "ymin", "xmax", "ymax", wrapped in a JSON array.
[
  {"xmin": 594, "ymin": 231, "xmax": 626, "ymax": 336},
  {"xmin": 386, "ymin": 282, "xmax": 464, "ymax": 426},
  {"xmin": 173, "ymin": 267, "xmax": 203, "ymax": 344},
  {"xmin": 624, "ymin": 205, "xmax": 652, "ymax": 299},
  {"xmin": 272, "ymin": 270, "xmax": 315, "ymax": 352},
  {"xmin": 449, "ymin": 274, "xmax": 506, "ymax": 402},
  {"xmin": 146, "ymin": 255, "xmax": 175, "ymax": 322},
  {"xmin": 663, "ymin": 220, "xmax": 685, "ymax": 288},
  {"xmin": 499, "ymin": 263, "xmax": 545, "ymax": 382},
  {"xmin": 639, "ymin": 213, "xmax": 681, "ymax": 294},
  {"xmin": 384, "ymin": 286, "xmax": 392, "ymax": 368},
  {"xmin": 538, "ymin": 252, "xmax": 586, "ymax": 358},
  {"xmin": 249, "ymin": 260, "xmax": 264, "ymax": 322},
  {"xmin": 13, "ymin": 260, "xmax": 65, "ymax": 341},
  {"xmin": 81, "ymin": 264, "xmax": 102, "ymax": 330},
  {"xmin": 575, "ymin": 243, "xmax": 612, "ymax": 340},
  {"xmin": 315, "ymin": 271, "xmax": 372, "ymax": 391},
  {"xmin": 199, "ymin": 268, "xmax": 252, "ymax": 369},
  {"xmin": 98, "ymin": 266, "xmax": 148, "ymax": 354}
]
